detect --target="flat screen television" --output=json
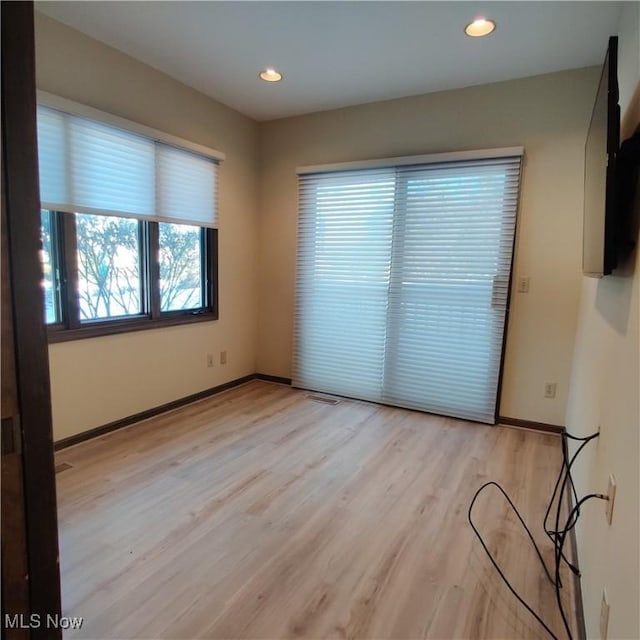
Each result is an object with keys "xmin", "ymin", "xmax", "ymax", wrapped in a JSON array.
[{"xmin": 583, "ymin": 36, "xmax": 620, "ymax": 277}]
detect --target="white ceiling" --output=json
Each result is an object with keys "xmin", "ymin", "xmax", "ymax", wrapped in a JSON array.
[{"xmin": 36, "ymin": 1, "xmax": 623, "ymax": 121}]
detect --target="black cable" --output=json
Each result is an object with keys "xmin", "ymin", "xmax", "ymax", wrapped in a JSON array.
[
  {"xmin": 544, "ymin": 433, "xmax": 596, "ymax": 537},
  {"xmin": 544, "ymin": 432, "xmax": 599, "ymax": 577},
  {"xmin": 543, "ymin": 437, "xmax": 575, "ymax": 577},
  {"xmin": 468, "ymin": 482, "xmax": 560, "ymax": 639},
  {"xmin": 550, "ymin": 433, "xmax": 605, "ymax": 637},
  {"xmin": 554, "ymin": 493, "xmax": 608, "ymax": 638},
  {"xmin": 551, "ymin": 437, "xmax": 584, "ymax": 580},
  {"xmin": 467, "ymin": 430, "xmax": 604, "ymax": 640},
  {"xmin": 471, "ymin": 481, "xmax": 555, "ymax": 582},
  {"xmin": 564, "ymin": 432, "xmax": 601, "ymax": 441}
]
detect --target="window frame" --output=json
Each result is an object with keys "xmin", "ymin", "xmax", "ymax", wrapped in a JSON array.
[
  {"xmin": 40, "ymin": 208, "xmax": 64, "ymax": 326},
  {"xmin": 45, "ymin": 210, "xmax": 218, "ymax": 343}
]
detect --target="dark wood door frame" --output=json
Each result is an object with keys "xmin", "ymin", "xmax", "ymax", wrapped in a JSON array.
[{"xmin": 1, "ymin": 1, "xmax": 62, "ymax": 636}]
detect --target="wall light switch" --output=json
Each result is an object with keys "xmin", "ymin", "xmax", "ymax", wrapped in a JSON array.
[{"xmin": 517, "ymin": 276, "xmax": 530, "ymax": 293}]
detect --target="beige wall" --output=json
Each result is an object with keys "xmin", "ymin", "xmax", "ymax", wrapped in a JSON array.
[
  {"xmin": 35, "ymin": 13, "xmax": 260, "ymax": 440},
  {"xmin": 567, "ymin": 3, "xmax": 640, "ymax": 638},
  {"xmin": 257, "ymin": 67, "xmax": 600, "ymax": 426}
]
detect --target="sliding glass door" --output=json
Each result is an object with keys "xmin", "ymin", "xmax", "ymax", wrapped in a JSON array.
[
  {"xmin": 383, "ymin": 160, "xmax": 520, "ymax": 422},
  {"xmin": 294, "ymin": 152, "xmax": 522, "ymax": 424}
]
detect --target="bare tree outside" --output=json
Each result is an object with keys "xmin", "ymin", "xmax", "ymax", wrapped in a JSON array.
[
  {"xmin": 75, "ymin": 213, "xmax": 142, "ymax": 320},
  {"xmin": 158, "ymin": 222, "xmax": 202, "ymax": 311},
  {"xmin": 40, "ymin": 212, "xmax": 205, "ymax": 323}
]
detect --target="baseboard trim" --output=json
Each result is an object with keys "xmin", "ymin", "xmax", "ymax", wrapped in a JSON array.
[
  {"xmin": 54, "ymin": 374, "xmax": 256, "ymax": 451},
  {"xmin": 497, "ymin": 416, "xmax": 564, "ymax": 435},
  {"xmin": 54, "ymin": 382, "xmax": 561, "ymax": 449},
  {"xmin": 564, "ymin": 466, "xmax": 587, "ymax": 640},
  {"xmin": 568, "ymin": 505, "xmax": 587, "ymax": 640},
  {"xmin": 255, "ymin": 373, "xmax": 292, "ymax": 385}
]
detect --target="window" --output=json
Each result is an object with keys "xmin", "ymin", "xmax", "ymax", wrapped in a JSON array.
[
  {"xmin": 42, "ymin": 211, "xmax": 217, "ymax": 340},
  {"xmin": 158, "ymin": 222, "xmax": 204, "ymax": 312},
  {"xmin": 294, "ymin": 150, "xmax": 523, "ymax": 424},
  {"xmin": 36, "ymin": 96, "xmax": 222, "ymax": 341},
  {"xmin": 40, "ymin": 209, "xmax": 61, "ymax": 324},
  {"xmin": 75, "ymin": 213, "xmax": 143, "ymax": 321}
]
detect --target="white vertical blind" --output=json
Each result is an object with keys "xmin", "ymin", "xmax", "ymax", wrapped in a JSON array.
[
  {"xmin": 293, "ymin": 152, "xmax": 522, "ymax": 424},
  {"xmin": 36, "ymin": 104, "xmax": 219, "ymax": 227}
]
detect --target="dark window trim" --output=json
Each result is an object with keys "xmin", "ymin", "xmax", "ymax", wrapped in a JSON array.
[
  {"xmin": 45, "ymin": 212, "xmax": 218, "ymax": 343},
  {"xmin": 60, "ymin": 211, "xmax": 81, "ymax": 329},
  {"xmin": 41, "ymin": 208, "xmax": 66, "ymax": 325},
  {"xmin": 47, "ymin": 309, "xmax": 218, "ymax": 343},
  {"xmin": 147, "ymin": 220, "xmax": 161, "ymax": 318}
]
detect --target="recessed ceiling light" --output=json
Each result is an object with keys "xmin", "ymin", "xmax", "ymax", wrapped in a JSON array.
[
  {"xmin": 464, "ymin": 17, "xmax": 496, "ymax": 37},
  {"xmin": 259, "ymin": 67, "xmax": 283, "ymax": 82}
]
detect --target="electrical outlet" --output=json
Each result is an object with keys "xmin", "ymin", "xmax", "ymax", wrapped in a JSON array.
[
  {"xmin": 600, "ymin": 589, "xmax": 610, "ymax": 640},
  {"xmin": 543, "ymin": 381, "xmax": 557, "ymax": 398},
  {"xmin": 517, "ymin": 276, "xmax": 530, "ymax": 293},
  {"xmin": 605, "ymin": 474, "xmax": 616, "ymax": 525},
  {"xmin": 220, "ymin": 350, "xmax": 227, "ymax": 365},
  {"xmin": 206, "ymin": 353, "xmax": 214, "ymax": 368}
]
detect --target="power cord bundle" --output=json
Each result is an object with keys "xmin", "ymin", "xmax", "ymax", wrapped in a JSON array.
[{"xmin": 468, "ymin": 430, "xmax": 607, "ymax": 640}]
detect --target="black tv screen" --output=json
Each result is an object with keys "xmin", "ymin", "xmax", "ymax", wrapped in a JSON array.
[{"xmin": 583, "ymin": 36, "xmax": 619, "ymax": 277}]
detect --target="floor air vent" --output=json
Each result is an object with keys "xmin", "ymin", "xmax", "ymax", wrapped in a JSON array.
[
  {"xmin": 55, "ymin": 462, "xmax": 73, "ymax": 474},
  {"xmin": 306, "ymin": 394, "xmax": 340, "ymax": 405}
]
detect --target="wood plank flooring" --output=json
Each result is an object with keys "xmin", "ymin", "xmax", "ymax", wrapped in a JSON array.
[{"xmin": 55, "ymin": 381, "xmax": 577, "ymax": 639}]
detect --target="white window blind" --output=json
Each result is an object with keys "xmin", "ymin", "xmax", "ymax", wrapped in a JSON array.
[
  {"xmin": 156, "ymin": 144, "xmax": 216, "ymax": 225},
  {"xmin": 36, "ymin": 104, "xmax": 219, "ymax": 227},
  {"xmin": 295, "ymin": 168, "xmax": 396, "ymax": 402},
  {"xmin": 294, "ymin": 151, "xmax": 522, "ymax": 424}
]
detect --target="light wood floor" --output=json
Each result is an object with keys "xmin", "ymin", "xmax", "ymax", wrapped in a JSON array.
[{"xmin": 55, "ymin": 381, "xmax": 577, "ymax": 639}]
